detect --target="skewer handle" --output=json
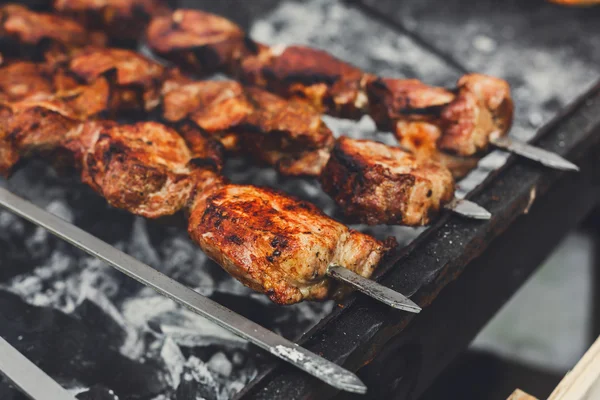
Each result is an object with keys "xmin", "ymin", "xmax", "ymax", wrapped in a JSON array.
[
  {"xmin": 490, "ymin": 136, "xmax": 579, "ymax": 171},
  {"xmin": 327, "ymin": 266, "xmax": 421, "ymax": 313}
]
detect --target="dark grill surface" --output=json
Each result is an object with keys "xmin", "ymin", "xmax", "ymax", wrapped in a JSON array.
[{"xmin": 1, "ymin": 1, "xmax": 599, "ymax": 400}]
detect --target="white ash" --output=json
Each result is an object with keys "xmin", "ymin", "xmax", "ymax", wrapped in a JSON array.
[{"xmin": 160, "ymin": 337, "xmax": 186, "ymax": 389}]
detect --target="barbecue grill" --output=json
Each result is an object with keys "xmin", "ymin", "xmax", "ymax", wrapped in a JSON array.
[{"xmin": 1, "ymin": 0, "xmax": 599, "ymax": 399}]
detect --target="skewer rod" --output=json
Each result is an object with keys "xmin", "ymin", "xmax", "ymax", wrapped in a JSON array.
[
  {"xmin": 0, "ymin": 186, "xmax": 367, "ymax": 394},
  {"xmin": 327, "ymin": 266, "xmax": 421, "ymax": 313},
  {"xmin": 0, "ymin": 336, "xmax": 76, "ymax": 400}
]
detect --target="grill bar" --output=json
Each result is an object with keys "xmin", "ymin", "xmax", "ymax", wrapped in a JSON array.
[
  {"xmin": 0, "ymin": 336, "xmax": 76, "ymax": 400},
  {"xmin": 0, "ymin": 186, "xmax": 367, "ymax": 395}
]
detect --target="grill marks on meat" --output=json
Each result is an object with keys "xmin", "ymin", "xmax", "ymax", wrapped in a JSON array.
[
  {"xmin": 321, "ymin": 137, "xmax": 454, "ymax": 226},
  {"xmin": 0, "ymin": 4, "xmax": 106, "ymax": 63},
  {"xmin": 53, "ymin": 0, "xmax": 171, "ymax": 42},
  {"xmin": 160, "ymin": 79, "xmax": 335, "ymax": 177},
  {"xmin": 188, "ymin": 184, "xmax": 391, "ymax": 304}
]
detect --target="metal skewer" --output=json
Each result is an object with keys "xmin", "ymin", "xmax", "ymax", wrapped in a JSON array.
[
  {"xmin": 0, "ymin": 187, "xmax": 367, "ymax": 394},
  {"xmin": 444, "ymin": 198, "xmax": 492, "ymax": 220},
  {"xmin": 490, "ymin": 135, "xmax": 579, "ymax": 172},
  {"xmin": 0, "ymin": 336, "xmax": 77, "ymax": 400},
  {"xmin": 327, "ymin": 266, "xmax": 420, "ymax": 312}
]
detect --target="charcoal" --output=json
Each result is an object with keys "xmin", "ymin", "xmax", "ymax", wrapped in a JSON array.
[
  {"xmin": 0, "ymin": 290, "xmax": 167, "ymax": 398},
  {"xmin": 176, "ymin": 357, "xmax": 219, "ymax": 400},
  {"xmin": 159, "ymin": 337, "xmax": 186, "ymax": 389},
  {"xmin": 74, "ymin": 288, "xmax": 142, "ymax": 359},
  {"xmin": 77, "ymin": 386, "xmax": 119, "ymax": 400},
  {"xmin": 207, "ymin": 352, "xmax": 233, "ymax": 378}
]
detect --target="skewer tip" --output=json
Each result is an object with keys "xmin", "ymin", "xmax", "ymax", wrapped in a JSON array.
[
  {"xmin": 446, "ymin": 198, "xmax": 492, "ymax": 220},
  {"xmin": 270, "ymin": 345, "xmax": 368, "ymax": 394},
  {"xmin": 327, "ymin": 266, "xmax": 422, "ymax": 313}
]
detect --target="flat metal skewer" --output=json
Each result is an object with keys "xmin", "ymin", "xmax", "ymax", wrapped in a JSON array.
[
  {"xmin": 490, "ymin": 135, "xmax": 579, "ymax": 172},
  {"xmin": 0, "ymin": 187, "xmax": 367, "ymax": 394},
  {"xmin": 327, "ymin": 266, "xmax": 421, "ymax": 313},
  {"xmin": 444, "ymin": 198, "xmax": 492, "ymax": 220},
  {"xmin": 0, "ymin": 336, "xmax": 77, "ymax": 400}
]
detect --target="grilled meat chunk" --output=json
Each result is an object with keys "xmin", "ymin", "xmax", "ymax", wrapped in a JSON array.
[
  {"xmin": 188, "ymin": 184, "xmax": 393, "ymax": 304},
  {"xmin": 0, "ymin": 4, "xmax": 106, "ymax": 62},
  {"xmin": 53, "ymin": 0, "xmax": 171, "ymax": 41},
  {"xmin": 68, "ymin": 47, "xmax": 167, "ymax": 112},
  {"xmin": 0, "ymin": 96, "xmax": 221, "ymax": 217},
  {"xmin": 321, "ymin": 137, "xmax": 454, "ymax": 226},
  {"xmin": 366, "ymin": 74, "xmax": 513, "ymax": 157},
  {"xmin": 0, "ymin": 99, "xmax": 83, "ymax": 176},
  {"xmin": 236, "ymin": 45, "xmax": 371, "ymax": 119},
  {"xmin": 147, "ymin": 9, "xmax": 248, "ymax": 76},
  {"xmin": 80, "ymin": 121, "xmax": 211, "ymax": 218},
  {"xmin": 161, "ymin": 79, "xmax": 335, "ymax": 177},
  {"xmin": 438, "ymin": 73, "xmax": 513, "ymax": 155},
  {"xmin": 146, "ymin": 10, "xmax": 371, "ymax": 119}
]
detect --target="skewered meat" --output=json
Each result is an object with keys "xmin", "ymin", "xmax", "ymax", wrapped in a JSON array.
[
  {"xmin": 367, "ymin": 74, "xmax": 513, "ymax": 158},
  {"xmin": 67, "ymin": 47, "xmax": 167, "ymax": 113},
  {"xmin": 0, "ymin": 4, "xmax": 106, "ymax": 63},
  {"xmin": 145, "ymin": 9, "xmax": 513, "ymax": 172},
  {"xmin": 236, "ymin": 45, "xmax": 372, "ymax": 120},
  {"xmin": 188, "ymin": 183, "xmax": 393, "ymax": 304},
  {"xmin": 0, "ymin": 99, "xmax": 390, "ymax": 305},
  {"xmin": 53, "ymin": 0, "xmax": 172, "ymax": 41},
  {"xmin": 147, "ymin": 8, "xmax": 248, "ymax": 76},
  {"xmin": 161, "ymin": 79, "xmax": 335, "ymax": 177},
  {"xmin": 320, "ymin": 137, "xmax": 454, "ymax": 226}
]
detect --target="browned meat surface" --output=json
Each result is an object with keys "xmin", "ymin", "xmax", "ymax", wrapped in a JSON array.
[
  {"xmin": 188, "ymin": 184, "xmax": 392, "ymax": 304},
  {"xmin": 321, "ymin": 137, "xmax": 454, "ymax": 226},
  {"xmin": 146, "ymin": 9, "xmax": 248, "ymax": 76},
  {"xmin": 146, "ymin": 9, "xmax": 513, "ymax": 172},
  {"xmin": 0, "ymin": 4, "xmax": 106, "ymax": 62},
  {"xmin": 366, "ymin": 74, "xmax": 513, "ymax": 157},
  {"xmin": 53, "ymin": 0, "xmax": 171, "ymax": 41},
  {"xmin": 68, "ymin": 47, "xmax": 167, "ymax": 112},
  {"xmin": 438, "ymin": 73, "xmax": 513, "ymax": 155},
  {"xmin": 0, "ymin": 62, "xmax": 54, "ymax": 102},
  {"xmin": 80, "ymin": 121, "xmax": 207, "ymax": 218},
  {"xmin": 0, "ymin": 99, "xmax": 83, "ymax": 176},
  {"xmin": 0, "ymin": 96, "xmax": 221, "ymax": 218},
  {"xmin": 161, "ymin": 79, "xmax": 335, "ymax": 177},
  {"xmin": 236, "ymin": 45, "xmax": 371, "ymax": 119}
]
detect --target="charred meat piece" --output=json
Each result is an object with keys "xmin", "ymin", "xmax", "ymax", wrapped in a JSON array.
[
  {"xmin": 188, "ymin": 184, "xmax": 392, "ymax": 304},
  {"xmin": 0, "ymin": 62, "xmax": 54, "ymax": 102},
  {"xmin": 0, "ymin": 99, "xmax": 83, "ymax": 176},
  {"xmin": 366, "ymin": 74, "xmax": 513, "ymax": 157},
  {"xmin": 54, "ymin": 0, "xmax": 172, "ymax": 42},
  {"xmin": 321, "ymin": 137, "xmax": 455, "ymax": 226},
  {"xmin": 79, "ymin": 121, "xmax": 212, "ymax": 218},
  {"xmin": 68, "ymin": 47, "xmax": 167, "ymax": 113},
  {"xmin": 0, "ymin": 4, "xmax": 106, "ymax": 62},
  {"xmin": 161, "ymin": 79, "xmax": 335, "ymax": 177},
  {"xmin": 438, "ymin": 73, "xmax": 513, "ymax": 155},
  {"xmin": 236, "ymin": 45, "xmax": 371, "ymax": 119},
  {"xmin": 147, "ymin": 9, "xmax": 248, "ymax": 76}
]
